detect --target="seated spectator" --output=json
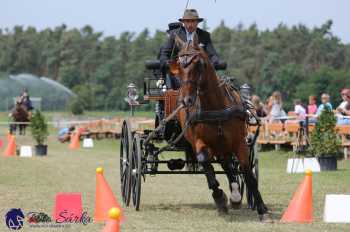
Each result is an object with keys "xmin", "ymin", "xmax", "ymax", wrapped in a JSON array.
[
  {"xmin": 336, "ymin": 88, "xmax": 350, "ymax": 115},
  {"xmin": 251, "ymin": 95, "xmax": 267, "ymax": 118},
  {"xmin": 267, "ymin": 91, "xmax": 286, "ymax": 122},
  {"xmin": 337, "ymin": 90, "xmax": 350, "ymax": 125},
  {"xmin": 307, "ymin": 95, "xmax": 317, "ymax": 114},
  {"xmin": 294, "ymin": 99, "xmax": 306, "ymax": 121},
  {"xmin": 316, "ymin": 93, "xmax": 333, "ymax": 116},
  {"xmin": 58, "ymin": 126, "xmax": 75, "ymax": 143}
]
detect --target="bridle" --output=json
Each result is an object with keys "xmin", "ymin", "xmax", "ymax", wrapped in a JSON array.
[{"xmin": 177, "ymin": 48, "xmax": 204, "ymax": 107}]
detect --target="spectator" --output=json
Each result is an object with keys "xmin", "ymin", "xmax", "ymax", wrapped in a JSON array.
[
  {"xmin": 267, "ymin": 91, "xmax": 286, "ymax": 122},
  {"xmin": 58, "ymin": 126, "xmax": 75, "ymax": 143},
  {"xmin": 251, "ymin": 95, "xmax": 267, "ymax": 118},
  {"xmin": 294, "ymin": 99, "xmax": 306, "ymax": 121},
  {"xmin": 336, "ymin": 88, "xmax": 350, "ymax": 115},
  {"xmin": 316, "ymin": 93, "xmax": 333, "ymax": 116},
  {"xmin": 307, "ymin": 95, "xmax": 318, "ymax": 114},
  {"xmin": 336, "ymin": 89, "xmax": 350, "ymax": 125}
]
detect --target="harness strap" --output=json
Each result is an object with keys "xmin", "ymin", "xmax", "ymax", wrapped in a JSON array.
[
  {"xmin": 144, "ymin": 103, "xmax": 184, "ymax": 145},
  {"xmin": 188, "ymin": 104, "xmax": 247, "ymax": 124}
]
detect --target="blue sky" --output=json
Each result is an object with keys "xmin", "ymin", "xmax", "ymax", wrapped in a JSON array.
[{"xmin": 2, "ymin": 0, "xmax": 349, "ymax": 43}]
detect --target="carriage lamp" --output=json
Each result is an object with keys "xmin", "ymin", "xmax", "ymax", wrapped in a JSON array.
[
  {"xmin": 127, "ymin": 83, "xmax": 138, "ymax": 102},
  {"xmin": 124, "ymin": 83, "xmax": 139, "ymax": 116},
  {"xmin": 240, "ymin": 83, "xmax": 252, "ymax": 101}
]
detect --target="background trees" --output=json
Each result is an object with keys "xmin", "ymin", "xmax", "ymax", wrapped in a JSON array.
[{"xmin": 0, "ymin": 20, "xmax": 349, "ymax": 111}]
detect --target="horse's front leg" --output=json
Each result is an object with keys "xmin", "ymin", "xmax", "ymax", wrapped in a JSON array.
[
  {"xmin": 195, "ymin": 139, "xmax": 228, "ymax": 213},
  {"xmin": 220, "ymin": 156, "xmax": 242, "ymax": 209}
]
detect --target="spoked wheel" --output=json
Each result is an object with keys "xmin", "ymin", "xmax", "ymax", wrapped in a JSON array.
[
  {"xmin": 131, "ymin": 134, "xmax": 143, "ymax": 211},
  {"xmin": 120, "ymin": 119, "xmax": 133, "ymax": 206},
  {"xmin": 246, "ymin": 157, "xmax": 259, "ymax": 210}
]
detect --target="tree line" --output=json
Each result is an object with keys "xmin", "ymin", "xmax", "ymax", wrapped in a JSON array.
[{"xmin": 0, "ymin": 20, "xmax": 349, "ymax": 111}]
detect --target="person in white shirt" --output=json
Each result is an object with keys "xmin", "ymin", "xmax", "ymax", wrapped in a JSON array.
[
  {"xmin": 294, "ymin": 99, "xmax": 306, "ymax": 121},
  {"xmin": 336, "ymin": 88, "xmax": 349, "ymax": 115},
  {"xmin": 337, "ymin": 89, "xmax": 350, "ymax": 125}
]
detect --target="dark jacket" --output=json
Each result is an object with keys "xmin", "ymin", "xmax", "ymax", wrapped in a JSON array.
[{"xmin": 159, "ymin": 26, "xmax": 220, "ymax": 65}]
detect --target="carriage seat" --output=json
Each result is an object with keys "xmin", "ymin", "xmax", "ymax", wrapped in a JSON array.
[{"xmin": 145, "ymin": 60, "xmax": 161, "ymax": 70}]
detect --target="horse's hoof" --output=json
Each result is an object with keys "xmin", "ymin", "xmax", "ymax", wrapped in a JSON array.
[
  {"xmin": 213, "ymin": 190, "xmax": 228, "ymax": 214},
  {"xmin": 259, "ymin": 213, "xmax": 273, "ymax": 223},
  {"xmin": 229, "ymin": 182, "xmax": 242, "ymax": 210}
]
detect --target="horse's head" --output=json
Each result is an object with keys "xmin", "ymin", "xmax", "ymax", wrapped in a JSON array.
[{"xmin": 171, "ymin": 33, "xmax": 209, "ymax": 107}]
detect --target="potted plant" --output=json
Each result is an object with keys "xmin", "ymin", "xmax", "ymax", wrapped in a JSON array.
[
  {"xmin": 30, "ymin": 110, "xmax": 49, "ymax": 156},
  {"xmin": 309, "ymin": 106, "xmax": 341, "ymax": 170}
]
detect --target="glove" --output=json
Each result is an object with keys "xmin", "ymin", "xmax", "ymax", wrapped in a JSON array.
[{"xmin": 156, "ymin": 79, "xmax": 165, "ymax": 88}]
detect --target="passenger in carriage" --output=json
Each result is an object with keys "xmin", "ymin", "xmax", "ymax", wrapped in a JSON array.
[
  {"xmin": 159, "ymin": 9, "xmax": 221, "ymax": 90},
  {"xmin": 157, "ymin": 22, "xmax": 182, "ymax": 90}
]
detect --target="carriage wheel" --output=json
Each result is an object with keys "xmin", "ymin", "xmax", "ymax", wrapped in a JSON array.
[
  {"xmin": 246, "ymin": 158, "xmax": 259, "ymax": 210},
  {"xmin": 120, "ymin": 119, "xmax": 133, "ymax": 206},
  {"xmin": 131, "ymin": 134, "xmax": 143, "ymax": 211}
]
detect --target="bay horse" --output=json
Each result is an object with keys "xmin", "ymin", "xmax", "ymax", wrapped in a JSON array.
[
  {"xmin": 10, "ymin": 101, "xmax": 30, "ymax": 135},
  {"xmin": 171, "ymin": 34, "xmax": 270, "ymax": 221}
]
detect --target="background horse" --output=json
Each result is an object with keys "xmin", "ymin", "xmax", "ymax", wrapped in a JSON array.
[
  {"xmin": 171, "ymin": 34, "xmax": 270, "ymax": 221},
  {"xmin": 10, "ymin": 101, "xmax": 30, "ymax": 135}
]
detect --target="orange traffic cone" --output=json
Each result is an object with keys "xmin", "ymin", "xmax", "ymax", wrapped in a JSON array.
[
  {"xmin": 69, "ymin": 132, "xmax": 80, "ymax": 149},
  {"xmin": 101, "ymin": 208, "xmax": 121, "ymax": 232},
  {"xmin": 7, "ymin": 131, "xmax": 11, "ymax": 142},
  {"xmin": 3, "ymin": 135, "xmax": 16, "ymax": 157},
  {"xmin": 281, "ymin": 169, "xmax": 313, "ymax": 223},
  {"xmin": 94, "ymin": 167, "xmax": 123, "ymax": 222}
]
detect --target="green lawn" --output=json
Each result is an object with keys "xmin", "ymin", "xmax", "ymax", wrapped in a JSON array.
[{"xmin": 0, "ymin": 132, "xmax": 350, "ymax": 231}]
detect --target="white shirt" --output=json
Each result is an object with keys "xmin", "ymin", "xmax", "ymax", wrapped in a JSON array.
[
  {"xmin": 294, "ymin": 104, "xmax": 306, "ymax": 120},
  {"xmin": 185, "ymin": 30, "xmax": 193, "ymax": 42},
  {"xmin": 338, "ymin": 101, "xmax": 347, "ymax": 111}
]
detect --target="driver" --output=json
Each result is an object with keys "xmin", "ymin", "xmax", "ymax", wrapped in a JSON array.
[{"xmin": 159, "ymin": 9, "xmax": 221, "ymax": 89}]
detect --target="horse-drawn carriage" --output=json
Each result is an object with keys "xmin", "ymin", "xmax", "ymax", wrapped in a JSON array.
[{"xmin": 119, "ymin": 36, "xmax": 269, "ymax": 220}]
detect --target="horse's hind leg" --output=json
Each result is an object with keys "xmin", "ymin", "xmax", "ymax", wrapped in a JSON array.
[
  {"xmin": 196, "ymin": 145, "xmax": 228, "ymax": 213},
  {"xmin": 22, "ymin": 125, "xmax": 26, "ymax": 135},
  {"xmin": 236, "ymin": 140, "xmax": 271, "ymax": 221},
  {"xmin": 220, "ymin": 156, "xmax": 242, "ymax": 209},
  {"xmin": 19, "ymin": 125, "xmax": 24, "ymax": 135}
]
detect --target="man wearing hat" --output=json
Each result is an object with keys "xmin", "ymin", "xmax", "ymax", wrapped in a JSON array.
[{"xmin": 159, "ymin": 9, "xmax": 220, "ymax": 71}]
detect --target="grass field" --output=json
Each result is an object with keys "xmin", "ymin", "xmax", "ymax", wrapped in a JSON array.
[{"xmin": 1, "ymin": 116, "xmax": 350, "ymax": 231}]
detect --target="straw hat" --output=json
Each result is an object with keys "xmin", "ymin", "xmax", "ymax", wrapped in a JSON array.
[{"xmin": 179, "ymin": 9, "xmax": 203, "ymax": 22}]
